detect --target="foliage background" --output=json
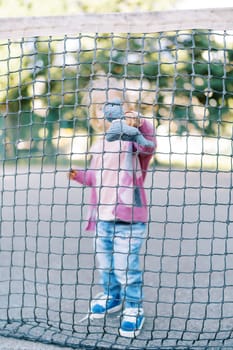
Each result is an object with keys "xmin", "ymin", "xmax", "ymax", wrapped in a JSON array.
[
  {"xmin": 0, "ymin": 0, "xmax": 232, "ymax": 169},
  {"xmin": 0, "ymin": 0, "xmax": 177, "ymax": 16}
]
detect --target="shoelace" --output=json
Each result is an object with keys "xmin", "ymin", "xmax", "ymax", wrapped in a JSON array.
[
  {"xmin": 92, "ymin": 292, "xmax": 108, "ymax": 307},
  {"xmin": 122, "ymin": 308, "xmax": 142, "ymax": 323}
]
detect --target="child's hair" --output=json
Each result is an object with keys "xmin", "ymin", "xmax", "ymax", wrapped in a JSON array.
[{"xmin": 86, "ymin": 76, "xmax": 133, "ymax": 132}]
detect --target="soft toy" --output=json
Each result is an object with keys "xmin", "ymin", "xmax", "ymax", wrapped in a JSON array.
[{"xmin": 103, "ymin": 99, "xmax": 154, "ymax": 148}]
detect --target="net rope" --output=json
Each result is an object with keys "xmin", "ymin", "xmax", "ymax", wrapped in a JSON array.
[{"xmin": 0, "ymin": 29, "xmax": 232, "ymax": 349}]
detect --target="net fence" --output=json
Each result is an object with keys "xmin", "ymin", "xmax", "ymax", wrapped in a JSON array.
[{"xmin": 0, "ymin": 12, "xmax": 233, "ymax": 349}]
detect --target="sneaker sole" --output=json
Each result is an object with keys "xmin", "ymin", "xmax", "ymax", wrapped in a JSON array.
[
  {"xmin": 91, "ymin": 303, "xmax": 122, "ymax": 319},
  {"xmin": 119, "ymin": 316, "xmax": 145, "ymax": 338}
]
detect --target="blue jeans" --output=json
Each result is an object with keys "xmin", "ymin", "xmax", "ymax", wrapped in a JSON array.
[{"xmin": 95, "ymin": 221, "xmax": 146, "ymax": 308}]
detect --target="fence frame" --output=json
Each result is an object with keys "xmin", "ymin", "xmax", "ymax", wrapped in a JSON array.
[{"xmin": 1, "ymin": 7, "xmax": 233, "ymax": 40}]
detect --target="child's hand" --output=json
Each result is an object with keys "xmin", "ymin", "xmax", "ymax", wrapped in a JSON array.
[
  {"xmin": 106, "ymin": 114, "xmax": 154, "ymax": 148},
  {"xmin": 68, "ymin": 169, "xmax": 78, "ymax": 180},
  {"xmin": 124, "ymin": 111, "xmax": 142, "ymax": 128}
]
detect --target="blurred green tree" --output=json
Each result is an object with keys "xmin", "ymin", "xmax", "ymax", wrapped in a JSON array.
[
  {"xmin": 1, "ymin": 26, "xmax": 233, "ymax": 160},
  {"xmin": 0, "ymin": 0, "xmax": 177, "ymax": 16}
]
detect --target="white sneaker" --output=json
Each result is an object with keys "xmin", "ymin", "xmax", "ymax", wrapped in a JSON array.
[
  {"xmin": 119, "ymin": 307, "xmax": 145, "ymax": 338},
  {"xmin": 90, "ymin": 293, "xmax": 122, "ymax": 319}
]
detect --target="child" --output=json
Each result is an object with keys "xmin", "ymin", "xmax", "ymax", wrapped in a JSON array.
[{"xmin": 68, "ymin": 86, "xmax": 156, "ymax": 338}]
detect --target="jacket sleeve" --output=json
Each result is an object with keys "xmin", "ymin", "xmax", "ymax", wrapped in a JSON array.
[
  {"xmin": 72, "ymin": 169, "xmax": 94, "ymax": 186},
  {"xmin": 133, "ymin": 118, "xmax": 157, "ymax": 154}
]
